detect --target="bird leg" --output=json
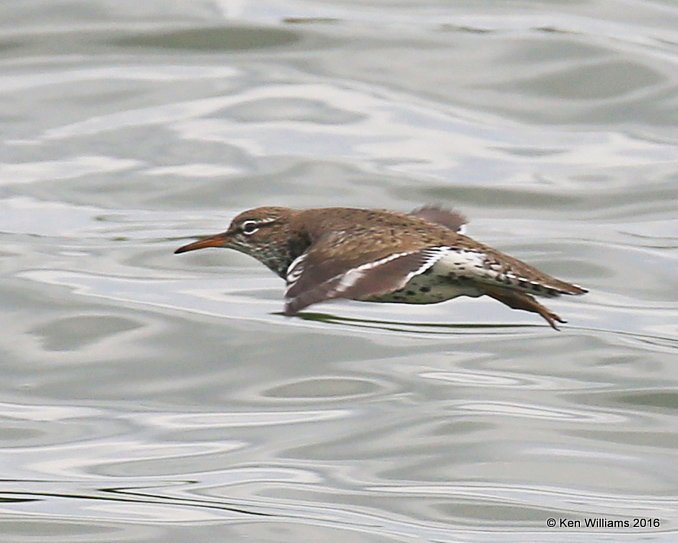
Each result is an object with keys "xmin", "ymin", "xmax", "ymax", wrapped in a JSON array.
[{"xmin": 483, "ymin": 287, "xmax": 566, "ymax": 330}]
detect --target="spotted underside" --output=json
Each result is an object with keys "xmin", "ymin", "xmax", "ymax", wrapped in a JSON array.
[{"xmin": 363, "ymin": 254, "xmax": 482, "ymax": 304}]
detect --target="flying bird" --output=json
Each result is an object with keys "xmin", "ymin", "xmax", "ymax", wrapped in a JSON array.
[{"xmin": 175, "ymin": 206, "xmax": 587, "ymax": 329}]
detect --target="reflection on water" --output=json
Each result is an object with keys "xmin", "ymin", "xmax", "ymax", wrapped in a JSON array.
[{"xmin": 1, "ymin": 0, "xmax": 677, "ymax": 541}]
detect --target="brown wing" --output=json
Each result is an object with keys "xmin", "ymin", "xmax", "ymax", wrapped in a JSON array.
[
  {"xmin": 410, "ymin": 205, "xmax": 467, "ymax": 232},
  {"xmin": 284, "ymin": 232, "xmax": 448, "ymax": 315}
]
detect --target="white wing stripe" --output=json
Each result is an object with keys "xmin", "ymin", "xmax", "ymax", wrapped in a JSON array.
[
  {"xmin": 286, "ymin": 253, "xmax": 307, "ymax": 287},
  {"xmin": 353, "ymin": 251, "xmax": 414, "ymax": 271},
  {"xmin": 332, "ymin": 247, "xmax": 452, "ymax": 295},
  {"xmin": 403, "ymin": 247, "xmax": 451, "ymax": 281},
  {"xmin": 288, "ymin": 247, "xmax": 454, "ymax": 298},
  {"xmin": 334, "ymin": 269, "xmax": 365, "ymax": 294}
]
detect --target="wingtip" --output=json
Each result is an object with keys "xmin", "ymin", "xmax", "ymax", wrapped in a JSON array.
[
  {"xmin": 561, "ymin": 283, "xmax": 588, "ymax": 296},
  {"xmin": 283, "ymin": 301, "xmax": 299, "ymax": 317},
  {"xmin": 410, "ymin": 205, "xmax": 468, "ymax": 233}
]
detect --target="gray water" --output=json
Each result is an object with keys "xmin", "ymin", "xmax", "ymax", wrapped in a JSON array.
[{"xmin": 1, "ymin": 1, "xmax": 677, "ymax": 541}]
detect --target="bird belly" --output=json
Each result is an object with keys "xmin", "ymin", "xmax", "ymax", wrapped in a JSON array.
[{"xmin": 361, "ymin": 260, "xmax": 482, "ymax": 304}]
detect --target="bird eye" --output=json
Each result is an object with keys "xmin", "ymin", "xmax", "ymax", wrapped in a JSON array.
[{"xmin": 241, "ymin": 220, "xmax": 259, "ymax": 235}]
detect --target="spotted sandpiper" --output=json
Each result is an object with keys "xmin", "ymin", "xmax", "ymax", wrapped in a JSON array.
[{"xmin": 175, "ymin": 206, "xmax": 587, "ymax": 329}]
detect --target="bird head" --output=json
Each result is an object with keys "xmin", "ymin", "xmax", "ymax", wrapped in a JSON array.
[{"xmin": 174, "ymin": 207, "xmax": 297, "ymax": 274}]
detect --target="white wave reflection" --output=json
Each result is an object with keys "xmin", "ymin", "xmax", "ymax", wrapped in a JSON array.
[
  {"xmin": 150, "ymin": 409, "xmax": 350, "ymax": 429},
  {"xmin": 450, "ymin": 400, "xmax": 628, "ymax": 423}
]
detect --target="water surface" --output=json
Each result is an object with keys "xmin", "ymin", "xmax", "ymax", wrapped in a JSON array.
[{"xmin": 1, "ymin": 1, "xmax": 677, "ymax": 541}]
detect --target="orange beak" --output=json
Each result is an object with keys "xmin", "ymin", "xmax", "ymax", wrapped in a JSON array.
[{"xmin": 174, "ymin": 232, "xmax": 230, "ymax": 254}]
